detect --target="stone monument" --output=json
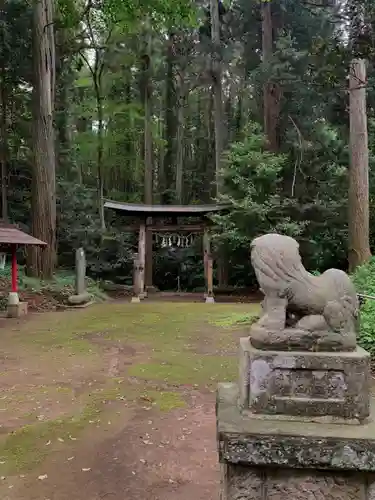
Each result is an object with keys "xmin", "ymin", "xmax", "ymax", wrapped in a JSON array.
[
  {"xmin": 68, "ymin": 248, "xmax": 90, "ymax": 306},
  {"xmin": 217, "ymin": 233, "xmax": 375, "ymax": 499}
]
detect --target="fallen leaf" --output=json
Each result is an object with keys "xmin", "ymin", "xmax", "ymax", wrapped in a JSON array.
[{"xmin": 140, "ymin": 395, "xmax": 152, "ymax": 402}]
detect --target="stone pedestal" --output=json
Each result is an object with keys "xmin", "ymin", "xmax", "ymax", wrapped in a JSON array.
[
  {"xmin": 238, "ymin": 337, "xmax": 370, "ymax": 422},
  {"xmin": 217, "ymin": 338, "xmax": 375, "ymax": 500},
  {"xmin": 7, "ymin": 301, "xmax": 28, "ymax": 318}
]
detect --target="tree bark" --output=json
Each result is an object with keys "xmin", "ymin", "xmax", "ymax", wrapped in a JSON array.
[
  {"xmin": 348, "ymin": 59, "xmax": 371, "ymax": 271},
  {"xmin": 0, "ymin": 76, "xmax": 8, "ymax": 221},
  {"xmin": 55, "ymin": 68, "xmax": 71, "ymax": 173},
  {"xmin": 94, "ymin": 81, "xmax": 105, "ymax": 231},
  {"xmin": 27, "ymin": 0, "xmax": 56, "ymax": 278},
  {"xmin": 162, "ymin": 33, "xmax": 177, "ymax": 204},
  {"xmin": 210, "ymin": 0, "xmax": 224, "ymax": 195},
  {"xmin": 0, "ymin": 18, "xmax": 8, "ymax": 221},
  {"xmin": 55, "ymin": 23, "xmax": 73, "ymax": 178},
  {"xmin": 175, "ymin": 90, "xmax": 185, "ymax": 203},
  {"xmin": 141, "ymin": 30, "xmax": 153, "ymax": 288},
  {"xmin": 262, "ymin": 0, "xmax": 281, "ymax": 152},
  {"xmin": 211, "ymin": 0, "xmax": 228, "ymax": 287}
]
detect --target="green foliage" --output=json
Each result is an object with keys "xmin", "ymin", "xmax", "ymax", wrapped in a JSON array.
[
  {"xmin": 352, "ymin": 259, "xmax": 375, "ymax": 358},
  {"xmin": 215, "ymin": 116, "xmax": 351, "ymax": 275},
  {"xmin": 57, "ymin": 181, "xmax": 134, "ymax": 280},
  {"xmin": 4, "ymin": 0, "xmax": 375, "ymax": 289},
  {"xmin": 214, "ymin": 122, "xmax": 304, "ymax": 250},
  {"xmin": 210, "ymin": 311, "xmax": 259, "ymax": 328},
  {"xmin": 0, "ymin": 265, "xmax": 107, "ymax": 309}
]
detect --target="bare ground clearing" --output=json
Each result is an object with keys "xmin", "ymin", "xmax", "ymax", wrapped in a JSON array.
[{"xmin": 0, "ymin": 301, "xmax": 259, "ymax": 500}]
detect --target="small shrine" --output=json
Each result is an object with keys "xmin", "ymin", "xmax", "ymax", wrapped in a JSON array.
[
  {"xmin": 0, "ymin": 222, "xmax": 47, "ymax": 317},
  {"xmin": 104, "ymin": 201, "xmax": 229, "ymax": 302}
]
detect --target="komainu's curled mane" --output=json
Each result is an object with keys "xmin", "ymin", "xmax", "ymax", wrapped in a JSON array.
[{"xmin": 250, "ymin": 233, "xmax": 358, "ymax": 352}]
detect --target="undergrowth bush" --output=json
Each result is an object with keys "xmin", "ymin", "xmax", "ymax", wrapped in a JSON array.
[
  {"xmin": 0, "ymin": 265, "xmax": 107, "ymax": 305},
  {"xmin": 352, "ymin": 258, "xmax": 375, "ymax": 358}
]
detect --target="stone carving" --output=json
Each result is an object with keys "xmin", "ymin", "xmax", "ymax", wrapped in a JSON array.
[{"xmin": 250, "ymin": 233, "xmax": 359, "ymax": 352}]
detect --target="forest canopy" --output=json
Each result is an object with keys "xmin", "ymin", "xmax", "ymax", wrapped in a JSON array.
[{"xmin": 1, "ymin": 0, "xmax": 374, "ymax": 289}]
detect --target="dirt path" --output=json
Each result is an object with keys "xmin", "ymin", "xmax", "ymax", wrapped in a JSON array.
[
  {"xmin": 0, "ymin": 303, "xmax": 260, "ymax": 500},
  {"xmin": 1, "ymin": 392, "xmax": 219, "ymax": 500}
]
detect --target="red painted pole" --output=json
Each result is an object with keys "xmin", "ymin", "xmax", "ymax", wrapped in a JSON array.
[{"xmin": 11, "ymin": 245, "xmax": 17, "ymax": 293}]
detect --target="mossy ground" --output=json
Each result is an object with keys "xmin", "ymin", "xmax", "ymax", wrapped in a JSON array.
[{"xmin": 0, "ymin": 301, "xmax": 259, "ymax": 476}]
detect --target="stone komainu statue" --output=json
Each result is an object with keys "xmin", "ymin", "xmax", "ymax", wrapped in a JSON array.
[{"xmin": 250, "ymin": 233, "xmax": 359, "ymax": 351}]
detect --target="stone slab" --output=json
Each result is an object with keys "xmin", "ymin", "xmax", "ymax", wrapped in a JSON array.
[
  {"xmin": 68, "ymin": 292, "xmax": 90, "ymax": 306},
  {"xmin": 75, "ymin": 247, "xmax": 86, "ymax": 295},
  {"xmin": 7, "ymin": 301, "xmax": 28, "ymax": 318},
  {"xmin": 238, "ymin": 337, "xmax": 370, "ymax": 421},
  {"xmin": 66, "ymin": 301, "xmax": 94, "ymax": 310},
  {"xmin": 221, "ymin": 463, "xmax": 372, "ymax": 500},
  {"xmin": 217, "ymin": 382, "xmax": 375, "ymax": 472}
]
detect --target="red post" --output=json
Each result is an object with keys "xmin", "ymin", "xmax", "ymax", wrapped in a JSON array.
[{"xmin": 11, "ymin": 245, "xmax": 17, "ymax": 293}]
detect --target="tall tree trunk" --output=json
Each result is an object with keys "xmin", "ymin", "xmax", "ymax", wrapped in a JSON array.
[
  {"xmin": 162, "ymin": 33, "xmax": 177, "ymax": 204},
  {"xmin": 96, "ymin": 89, "xmax": 105, "ymax": 231},
  {"xmin": 141, "ymin": 30, "xmax": 153, "ymax": 288},
  {"xmin": 211, "ymin": 0, "xmax": 228, "ymax": 287},
  {"xmin": 55, "ymin": 69, "xmax": 70, "ymax": 173},
  {"xmin": 206, "ymin": 90, "xmax": 216, "ymax": 201},
  {"xmin": 175, "ymin": 92, "xmax": 185, "ymax": 203},
  {"xmin": 55, "ymin": 24, "xmax": 73, "ymax": 178},
  {"xmin": 0, "ymin": 19, "xmax": 8, "ymax": 221},
  {"xmin": 142, "ymin": 56, "xmax": 153, "ymax": 205},
  {"xmin": 124, "ymin": 75, "xmax": 132, "ymax": 193},
  {"xmin": 210, "ymin": 0, "xmax": 224, "ymax": 195},
  {"xmin": 235, "ymin": 92, "xmax": 243, "ymax": 140},
  {"xmin": 262, "ymin": 0, "xmax": 281, "ymax": 152},
  {"xmin": 27, "ymin": 0, "xmax": 56, "ymax": 278},
  {"xmin": 348, "ymin": 59, "xmax": 371, "ymax": 271},
  {"xmin": 76, "ymin": 87, "xmax": 88, "ymax": 184},
  {"xmin": 0, "ymin": 77, "xmax": 8, "ymax": 221}
]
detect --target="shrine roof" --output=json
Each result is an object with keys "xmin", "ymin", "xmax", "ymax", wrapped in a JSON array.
[
  {"xmin": 0, "ymin": 222, "xmax": 47, "ymax": 246},
  {"xmin": 104, "ymin": 200, "xmax": 229, "ymax": 216}
]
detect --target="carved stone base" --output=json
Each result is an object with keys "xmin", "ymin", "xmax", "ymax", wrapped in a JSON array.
[
  {"xmin": 68, "ymin": 292, "xmax": 90, "ymax": 306},
  {"xmin": 221, "ymin": 464, "xmax": 374, "ymax": 500},
  {"xmin": 217, "ymin": 383, "xmax": 375, "ymax": 500},
  {"xmin": 239, "ymin": 337, "xmax": 370, "ymax": 421},
  {"xmin": 7, "ymin": 301, "xmax": 28, "ymax": 318}
]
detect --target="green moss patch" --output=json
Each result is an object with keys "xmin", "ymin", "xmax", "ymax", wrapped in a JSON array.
[
  {"xmin": 129, "ymin": 352, "xmax": 237, "ymax": 387},
  {"xmin": 0, "ymin": 402, "xmax": 99, "ymax": 474},
  {"xmin": 139, "ymin": 390, "xmax": 186, "ymax": 412},
  {"xmin": 210, "ymin": 307, "xmax": 260, "ymax": 328}
]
